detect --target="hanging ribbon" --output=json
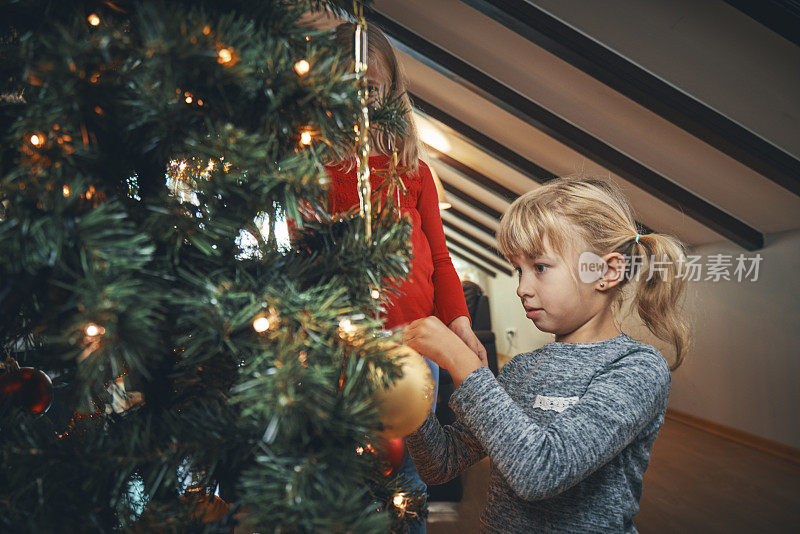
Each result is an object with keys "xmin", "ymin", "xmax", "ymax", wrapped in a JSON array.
[{"xmin": 354, "ymin": 2, "xmax": 371, "ymax": 242}]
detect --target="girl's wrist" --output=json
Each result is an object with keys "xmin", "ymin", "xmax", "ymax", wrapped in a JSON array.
[
  {"xmin": 446, "ymin": 346, "xmax": 484, "ymax": 388},
  {"xmin": 450, "ymin": 356, "xmax": 483, "ymax": 389}
]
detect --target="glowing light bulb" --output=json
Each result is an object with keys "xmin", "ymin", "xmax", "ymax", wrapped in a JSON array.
[
  {"xmin": 300, "ymin": 130, "xmax": 312, "ymax": 145},
  {"xmin": 203, "ymin": 25, "xmax": 211, "ymax": 35},
  {"xmin": 393, "ymin": 493, "xmax": 407, "ymax": 509},
  {"xmin": 88, "ymin": 14, "xmax": 100, "ymax": 26},
  {"xmin": 62, "ymin": 185, "xmax": 70, "ymax": 197},
  {"xmin": 30, "ymin": 134, "xmax": 43, "ymax": 147},
  {"xmin": 356, "ymin": 446, "xmax": 364, "ymax": 455},
  {"xmin": 184, "ymin": 95, "xmax": 193, "ymax": 104},
  {"xmin": 371, "ymin": 289, "xmax": 380, "ymax": 299},
  {"xmin": 217, "ymin": 48, "xmax": 233, "ymax": 64},
  {"xmin": 253, "ymin": 316, "xmax": 270, "ymax": 332},
  {"xmin": 85, "ymin": 323, "xmax": 102, "ymax": 337},
  {"xmin": 338, "ymin": 318, "xmax": 353, "ymax": 333},
  {"xmin": 293, "ymin": 59, "xmax": 310, "ymax": 76}
]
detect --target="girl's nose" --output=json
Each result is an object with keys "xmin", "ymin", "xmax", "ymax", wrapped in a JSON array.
[{"xmin": 517, "ymin": 279, "xmax": 534, "ymax": 299}]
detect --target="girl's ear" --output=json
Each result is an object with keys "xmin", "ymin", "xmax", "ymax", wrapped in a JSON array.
[{"xmin": 597, "ymin": 252, "xmax": 626, "ymax": 290}]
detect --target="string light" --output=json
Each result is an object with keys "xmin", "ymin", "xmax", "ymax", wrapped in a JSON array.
[
  {"xmin": 337, "ymin": 314, "xmax": 365, "ymax": 342},
  {"xmin": 253, "ymin": 316, "xmax": 270, "ymax": 332},
  {"xmin": 30, "ymin": 134, "xmax": 43, "ymax": 147},
  {"xmin": 371, "ymin": 289, "xmax": 380, "ymax": 299},
  {"xmin": 338, "ymin": 318, "xmax": 354, "ymax": 335},
  {"xmin": 392, "ymin": 493, "xmax": 407, "ymax": 510},
  {"xmin": 84, "ymin": 323, "xmax": 104, "ymax": 337},
  {"xmin": 62, "ymin": 185, "xmax": 70, "ymax": 197},
  {"xmin": 203, "ymin": 25, "xmax": 211, "ymax": 35},
  {"xmin": 355, "ymin": 446, "xmax": 364, "ymax": 455},
  {"xmin": 299, "ymin": 130, "xmax": 312, "ymax": 146},
  {"xmin": 293, "ymin": 59, "xmax": 310, "ymax": 76},
  {"xmin": 87, "ymin": 14, "xmax": 100, "ymax": 26},
  {"xmin": 217, "ymin": 48, "xmax": 233, "ymax": 65}
]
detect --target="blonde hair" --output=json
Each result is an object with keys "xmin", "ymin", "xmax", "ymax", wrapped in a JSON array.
[
  {"xmin": 333, "ymin": 22, "xmax": 420, "ymax": 172},
  {"xmin": 497, "ymin": 177, "xmax": 690, "ymax": 370}
]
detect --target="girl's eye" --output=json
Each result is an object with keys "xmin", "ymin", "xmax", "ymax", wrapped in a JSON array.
[{"xmin": 535, "ymin": 264, "xmax": 548, "ymax": 273}]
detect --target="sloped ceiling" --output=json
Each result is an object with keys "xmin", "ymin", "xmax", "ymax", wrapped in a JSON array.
[{"xmin": 313, "ymin": 0, "xmax": 800, "ymax": 274}]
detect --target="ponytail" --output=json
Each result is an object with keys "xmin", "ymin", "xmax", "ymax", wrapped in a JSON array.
[{"xmin": 627, "ymin": 233, "xmax": 691, "ymax": 370}]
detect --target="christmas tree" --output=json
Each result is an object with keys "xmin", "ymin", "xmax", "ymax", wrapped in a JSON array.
[{"xmin": 1, "ymin": 1, "xmax": 431, "ymax": 531}]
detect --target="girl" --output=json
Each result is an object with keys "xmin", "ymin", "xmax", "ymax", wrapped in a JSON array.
[
  {"xmin": 328, "ymin": 23, "xmax": 487, "ymax": 533},
  {"xmin": 404, "ymin": 177, "xmax": 691, "ymax": 533}
]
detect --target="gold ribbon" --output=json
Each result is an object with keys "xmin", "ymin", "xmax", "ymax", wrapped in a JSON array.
[{"xmin": 354, "ymin": 2, "xmax": 371, "ymax": 242}]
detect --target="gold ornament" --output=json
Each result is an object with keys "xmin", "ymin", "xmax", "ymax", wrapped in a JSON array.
[{"xmin": 373, "ymin": 342, "xmax": 435, "ymax": 439}]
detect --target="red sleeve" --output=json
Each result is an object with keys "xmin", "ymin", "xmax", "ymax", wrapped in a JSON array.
[{"xmin": 416, "ymin": 161, "xmax": 471, "ymax": 326}]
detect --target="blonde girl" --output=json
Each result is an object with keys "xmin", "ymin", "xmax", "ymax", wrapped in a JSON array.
[{"xmin": 404, "ymin": 176, "xmax": 690, "ymax": 533}]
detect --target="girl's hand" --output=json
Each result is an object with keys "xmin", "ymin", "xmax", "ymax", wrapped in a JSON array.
[
  {"xmin": 404, "ymin": 317, "xmax": 483, "ymax": 388},
  {"xmin": 448, "ymin": 316, "xmax": 488, "ymax": 368}
]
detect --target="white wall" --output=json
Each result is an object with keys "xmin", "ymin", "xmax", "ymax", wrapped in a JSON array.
[{"xmin": 619, "ymin": 228, "xmax": 800, "ymax": 449}]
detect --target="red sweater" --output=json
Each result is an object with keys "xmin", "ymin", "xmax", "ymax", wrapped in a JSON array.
[{"xmin": 326, "ymin": 155, "xmax": 470, "ymax": 329}]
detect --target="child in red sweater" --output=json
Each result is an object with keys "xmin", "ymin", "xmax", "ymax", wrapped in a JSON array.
[{"xmin": 330, "ymin": 22, "xmax": 486, "ymax": 533}]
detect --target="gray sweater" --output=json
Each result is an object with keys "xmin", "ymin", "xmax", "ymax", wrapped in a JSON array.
[{"xmin": 406, "ymin": 333, "xmax": 671, "ymax": 533}]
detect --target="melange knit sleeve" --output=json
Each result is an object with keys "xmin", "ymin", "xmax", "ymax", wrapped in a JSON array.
[
  {"xmin": 415, "ymin": 161, "xmax": 470, "ymax": 326},
  {"xmin": 404, "ymin": 411, "xmax": 487, "ymax": 485},
  {"xmin": 449, "ymin": 352, "xmax": 671, "ymax": 501}
]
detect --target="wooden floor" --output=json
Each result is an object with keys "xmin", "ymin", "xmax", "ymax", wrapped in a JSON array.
[{"xmin": 428, "ymin": 417, "xmax": 800, "ymax": 533}]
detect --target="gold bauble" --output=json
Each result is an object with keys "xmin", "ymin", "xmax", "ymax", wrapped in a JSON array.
[{"xmin": 373, "ymin": 342, "xmax": 435, "ymax": 439}]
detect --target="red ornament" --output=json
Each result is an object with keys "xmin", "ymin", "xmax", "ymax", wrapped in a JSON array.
[
  {"xmin": 380, "ymin": 437, "xmax": 406, "ymax": 477},
  {"xmin": 0, "ymin": 359, "xmax": 54, "ymax": 415}
]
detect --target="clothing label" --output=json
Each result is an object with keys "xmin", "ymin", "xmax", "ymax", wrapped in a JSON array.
[{"xmin": 532, "ymin": 394, "xmax": 580, "ymax": 413}]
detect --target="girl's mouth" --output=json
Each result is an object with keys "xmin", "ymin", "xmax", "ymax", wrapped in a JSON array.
[{"xmin": 525, "ymin": 307, "xmax": 543, "ymax": 319}]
